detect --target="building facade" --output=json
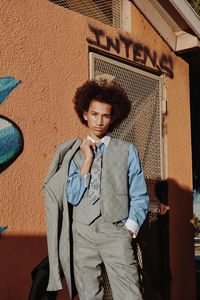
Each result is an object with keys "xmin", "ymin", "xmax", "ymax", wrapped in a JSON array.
[{"xmin": 1, "ymin": 1, "xmax": 199, "ymax": 299}]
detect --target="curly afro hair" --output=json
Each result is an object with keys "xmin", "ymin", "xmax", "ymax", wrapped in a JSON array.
[{"xmin": 73, "ymin": 79, "xmax": 131, "ymax": 132}]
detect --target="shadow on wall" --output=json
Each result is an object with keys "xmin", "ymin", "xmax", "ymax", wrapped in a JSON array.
[
  {"xmin": 166, "ymin": 179, "xmax": 196, "ymax": 300},
  {"xmin": 141, "ymin": 178, "xmax": 194, "ymax": 300},
  {"xmin": 0, "ymin": 235, "xmax": 71, "ymax": 300},
  {"xmin": 0, "ymin": 236, "xmax": 48, "ymax": 300},
  {"xmin": 137, "ymin": 178, "xmax": 170, "ymax": 300},
  {"xmin": 0, "ymin": 179, "xmax": 194, "ymax": 300}
]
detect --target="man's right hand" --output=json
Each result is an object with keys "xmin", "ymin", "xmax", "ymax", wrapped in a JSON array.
[{"xmin": 80, "ymin": 139, "xmax": 95, "ymax": 175}]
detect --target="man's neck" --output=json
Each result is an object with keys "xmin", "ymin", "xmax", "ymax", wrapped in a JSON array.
[
  {"xmin": 87, "ymin": 132, "xmax": 105, "ymax": 141},
  {"xmin": 87, "ymin": 134, "xmax": 111, "ymax": 146}
]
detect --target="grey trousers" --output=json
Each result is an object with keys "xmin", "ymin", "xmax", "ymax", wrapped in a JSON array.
[{"xmin": 72, "ymin": 217, "xmax": 142, "ymax": 300}]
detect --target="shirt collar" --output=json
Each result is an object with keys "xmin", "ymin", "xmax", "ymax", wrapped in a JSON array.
[{"xmin": 87, "ymin": 134, "xmax": 111, "ymax": 146}]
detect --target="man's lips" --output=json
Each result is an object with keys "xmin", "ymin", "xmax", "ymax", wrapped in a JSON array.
[{"xmin": 94, "ymin": 127, "xmax": 103, "ymax": 131}]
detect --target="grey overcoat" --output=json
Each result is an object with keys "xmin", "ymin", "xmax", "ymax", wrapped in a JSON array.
[{"xmin": 43, "ymin": 137, "xmax": 82, "ymax": 298}]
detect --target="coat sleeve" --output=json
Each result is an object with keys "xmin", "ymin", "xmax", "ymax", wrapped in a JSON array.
[
  {"xmin": 43, "ymin": 186, "xmax": 63, "ymax": 291},
  {"xmin": 43, "ymin": 146, "xmax": 63, "ymax": 291}
]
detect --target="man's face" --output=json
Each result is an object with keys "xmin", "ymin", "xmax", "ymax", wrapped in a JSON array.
[{"xmin": 83, "ymin": 100, "xmax": 113, "ymax": 140}]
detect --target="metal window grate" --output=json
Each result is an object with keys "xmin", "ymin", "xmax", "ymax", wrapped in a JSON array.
[
  {"xmin": 89, "ymin": 52, "xmax": 168, "ymax": 300},
  {"xmin": 90, "ymin": 52, "xmax": 163, "ymax": 180},
  {"xmin": 48, "ymin": 0, "xmax": 121, "ymax": 28}
]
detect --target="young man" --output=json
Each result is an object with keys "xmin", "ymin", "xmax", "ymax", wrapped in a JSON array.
[{"xmin": 44, "ymin": 79, "xmax": 149, "ymax": 300}]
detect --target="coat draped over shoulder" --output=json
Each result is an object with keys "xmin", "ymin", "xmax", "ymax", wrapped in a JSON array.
[{"xmin": 43, "ymin": 137, "xmax": 82, "ymax": 298}]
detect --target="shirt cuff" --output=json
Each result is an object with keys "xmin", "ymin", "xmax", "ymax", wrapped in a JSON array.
[
  {"xmin": 125, "ymin": 219, "xmax": 139, "ymax": 238},
  {"xmin": 82, "ymin": 173, "xmax": 90, "ymax": 188}
]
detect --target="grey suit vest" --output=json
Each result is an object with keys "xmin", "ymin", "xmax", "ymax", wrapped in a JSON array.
[{"xmin": 72, "ymin": 138, "xmax": 131, "ymax": 224}]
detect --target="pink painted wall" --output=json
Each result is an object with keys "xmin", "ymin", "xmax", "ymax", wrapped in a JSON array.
[{"xmin": 0, "ymin": 0, "xmax": 195, "ymax": 299}]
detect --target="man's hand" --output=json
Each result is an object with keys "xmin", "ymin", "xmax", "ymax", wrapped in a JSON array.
[
  {"xmin": 80, "ymin": 139, "xmax": 95, "ymax": 161},
  {"xmin": 158, "ymin": 203, "xmax": 170, "ymax": 215},
  {"xmin": 80, "ymin": 139, "xmax": 95, "ymax": 175},
  {"xmin": 128, "ymin": 230, "xmax": 134, "ymax": 238}
]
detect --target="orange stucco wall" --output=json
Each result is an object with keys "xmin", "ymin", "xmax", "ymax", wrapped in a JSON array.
[{"xmin": 0, "ymin": 1, "xmax": 195, "ymax": 299}]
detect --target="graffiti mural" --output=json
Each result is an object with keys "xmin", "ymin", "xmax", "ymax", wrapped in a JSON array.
[
  {"xmin": 0, "ymin": 116, "xmax": 24, "ymax": 172},
  {"xmin": 0, "ymin": 76, "xmax": 21, "ymax": 104},
  {"xmin": 0, "ymin": 76, "xmax": 23, "ymax": 173},
  {"xmin": 86, "ymin": 24, "xmax": 174, "ymax": 79},
  {"xmin": 0, "ymin": 226, "xmax": 7, "ymax": 233},
  {"xmin": 0, "ymin": 226, "xmax": 8, "ymax": 237}
]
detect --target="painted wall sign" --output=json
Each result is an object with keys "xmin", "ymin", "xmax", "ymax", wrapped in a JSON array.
[{"xmin": 86, "ymin": 25, "xmax": 174, "ymax": 79}]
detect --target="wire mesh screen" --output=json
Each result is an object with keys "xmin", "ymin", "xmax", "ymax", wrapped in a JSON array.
[
  {"xmin": 90, "ymin": 54, "xmax": 170, "ymax": 300},
  {"xmin": 48, "ymin": 0, "xmax": 121, "ymax": 28},
  {"xmin": 92, "ymin": 56, "xmax": 162, "ymax": 180}
]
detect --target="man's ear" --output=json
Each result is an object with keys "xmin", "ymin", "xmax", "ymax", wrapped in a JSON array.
[{"xmin": 83, "ymin": 111, "xmax": 88, "ymax": 121}]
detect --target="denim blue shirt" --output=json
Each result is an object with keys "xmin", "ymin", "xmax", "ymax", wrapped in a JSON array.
[{"xmin": 66, "ymin": 136, "xmax": 149, "ymax": 237}]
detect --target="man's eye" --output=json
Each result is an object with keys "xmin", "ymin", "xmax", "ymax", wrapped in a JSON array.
[
  {"xmin": 105, "ymin": 115, "xmax": 111, "ymax": 118},
  {"xmin": 91, "ymin": 112, "xmax": 97, "ymax": 115}
]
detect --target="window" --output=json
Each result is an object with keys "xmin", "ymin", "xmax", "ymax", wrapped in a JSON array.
[
  {"xmin": 49, "ymin": 0, "xmax": 121, "ymax": 28},
  {"xmin": 89, "ymin": 51, "xmax": 165, "ymax": 180}
]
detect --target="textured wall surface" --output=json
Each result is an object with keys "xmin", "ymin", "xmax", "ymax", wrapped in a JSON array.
[{"xmin": 0, "ymin": 0, "xmax": 195, "ymax": 299}]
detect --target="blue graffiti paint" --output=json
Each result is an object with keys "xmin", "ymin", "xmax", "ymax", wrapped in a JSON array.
[
  {"xmin": 0, "ymin": 117, "xmax": 23, "ymax": 172},
  {"xmin": 0, "ymin": 76, "xmax": 21, "ymax": 104},
  {"xmin": 0, "ymin": 76, "xmax": 23, "ymax": 172},
  {"xmin": 0, "ymin": 226, "xmax": 8, "ymax": 233}
]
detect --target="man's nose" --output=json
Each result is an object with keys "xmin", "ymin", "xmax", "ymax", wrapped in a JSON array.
[{"xmin": 97, "ymin": 116, "xmax": 103, "ymax": 125}]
